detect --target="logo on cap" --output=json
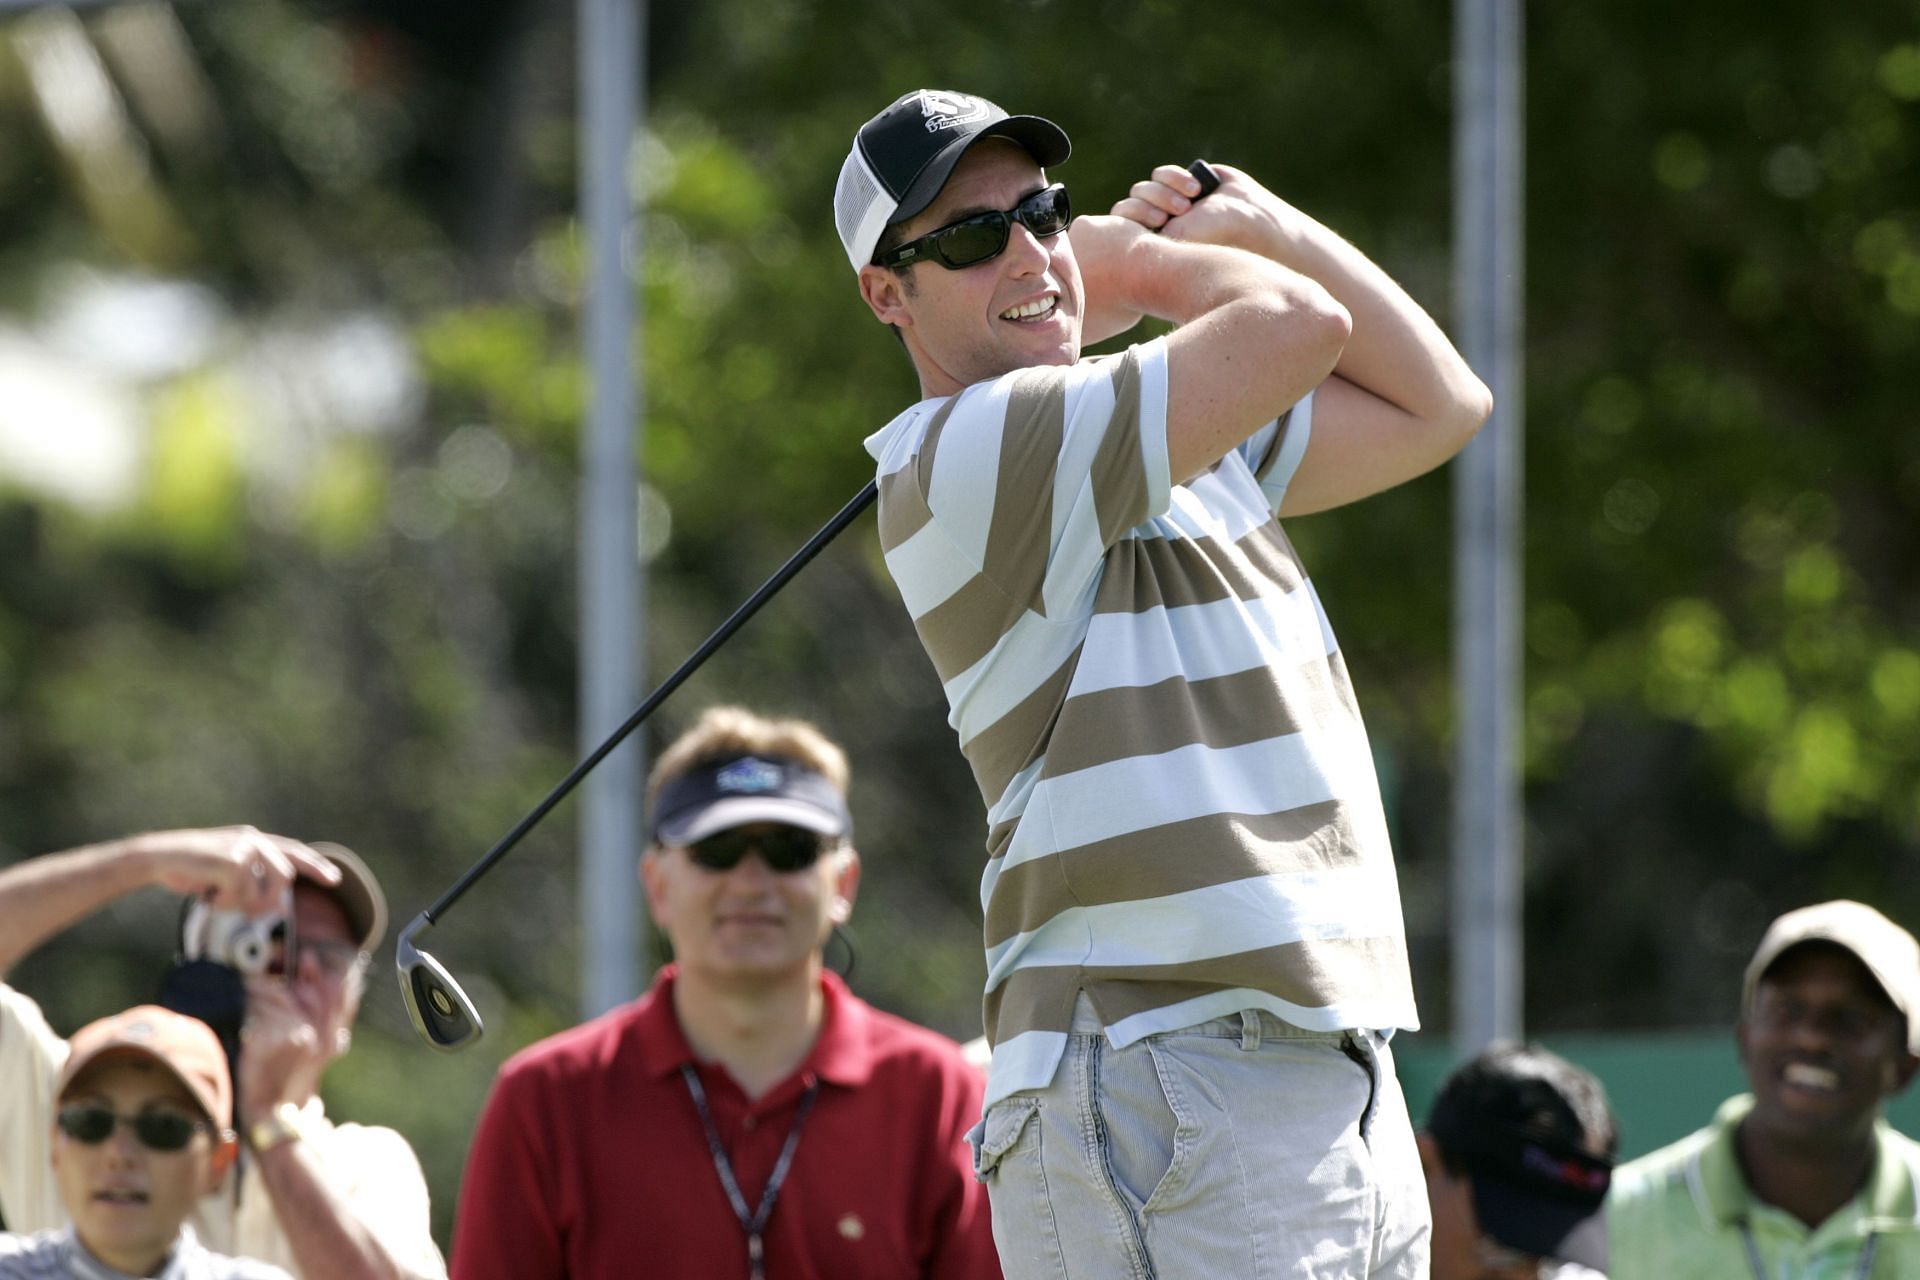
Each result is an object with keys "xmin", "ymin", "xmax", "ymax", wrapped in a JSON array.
[
  {"xmin": 1520, "ymin": 1143, "xmax": 1610, "ymax": 1193},
  {"xmin": 716, "ymin": 758, "xmax": 783, "ymax": 794},
  {"xmin": 919, "ymin": 90, "xmax": 988, "ymax": 133}
]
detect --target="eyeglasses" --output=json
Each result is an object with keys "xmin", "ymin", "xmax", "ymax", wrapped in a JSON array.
[
  {"xmin": 685, "ymin": 828, "xmax": 830, "ymax": 874},
  {"xmin": 56, "ymin": 1103, "xmax": 213, "ymax": 1152},
  {"xmin": 875, "ymin": 184, "xmax": 1073, "ymax": 270}
]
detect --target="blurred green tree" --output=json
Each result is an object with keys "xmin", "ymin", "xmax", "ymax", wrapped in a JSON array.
[{"xmin": 1, "ymin": 0, "xmax": 1916, "ymax": 1253}]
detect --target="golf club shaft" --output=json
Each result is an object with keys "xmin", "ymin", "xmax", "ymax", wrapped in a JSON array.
[
  {"xmin": 417, "ymin": 160, "xmax": 1220, "ymax": 927},
  {"xmin": 420, "ymin": 479, "xmax": 879, "ymax": 924}
]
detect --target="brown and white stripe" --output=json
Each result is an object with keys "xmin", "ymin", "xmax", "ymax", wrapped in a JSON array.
[{"xmin": 863, "ymin": 338, "xmax": 1418, "ymax": 1107}]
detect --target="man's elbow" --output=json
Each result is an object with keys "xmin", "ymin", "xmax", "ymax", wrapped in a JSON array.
[
  {"xmin": 1438, "ymin": 371, "xmax": 1493, "ymax": 455},
  {"xmin": 1462, "ymin": 374, "xmax": 1494, "ymax": 434},
  {"xmin": 1292, "ymin": 281, "xmax": 1352, "ymax": 370}
]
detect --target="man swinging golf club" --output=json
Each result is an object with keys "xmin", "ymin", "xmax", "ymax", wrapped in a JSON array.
[{"xmin": 841, "ymin": 87, "xmax": 1491, "ymax": 1278}]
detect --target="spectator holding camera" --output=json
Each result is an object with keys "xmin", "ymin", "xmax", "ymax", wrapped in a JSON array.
[
  {"xmin": 0, "ymin": 828, "xmax": 447, "ymax": 1280},
  {"xmin": 0, "ymin": 1003, "xmax": 292, "ymax": 1279}
]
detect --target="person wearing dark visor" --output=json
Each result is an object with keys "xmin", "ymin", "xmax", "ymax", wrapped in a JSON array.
[
  {"xmin": 452, "ymin": 705, "xmax": 1000, "ymax": 1280},
  {"xmin": 1607, "ymin": 901, "xmax": 1920, "ymax": 1278},
  {"xmin": 1420, "ymin": 1045, "xmax": 1617, "ymax": 1279}
]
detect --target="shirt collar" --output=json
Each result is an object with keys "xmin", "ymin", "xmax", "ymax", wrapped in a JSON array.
[
  {"xmin": 64, "ymin": 1223, "xmax": 195, "ymax": 1280},
  {"xmin": 632, "ymin": 966, "xmax": 876, "ymax": 1091},
  {"xmin": 863, "ymin": 397, "xmax": 944, "ymax": 464},
  {"xmin": 1691, "ymin": 1094, "xmax": 1758, "ymax": 1224},
  {"xmin": 1693, "ymin": 1094, "xmax": 1920, "ymax": 1233},
  {"xmin": 1861, "ymin": 1121, "xmax": 1920, "ymax": 1229}
]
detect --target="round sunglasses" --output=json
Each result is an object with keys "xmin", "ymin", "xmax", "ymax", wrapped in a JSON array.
[
  {"xmin": 56, "ymin": 1102, "xmax": 214, "ymax": 1152},
  {"xmin": 874, "ymin": 184, "xmax": 1073, "ymax": 271},
  {"xmin": 685, "ymin": 827, "xmax": 831, "ymax": 874}
]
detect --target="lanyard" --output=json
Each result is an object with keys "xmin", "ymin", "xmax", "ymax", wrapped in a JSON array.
[
  {"xmin": 681, "ymin": 1064, "xmax": 821, "ymax": 1280},
  {"xmin": 1737, "ymin": 1222, "xmax": 1877, "ymax": 1280}
]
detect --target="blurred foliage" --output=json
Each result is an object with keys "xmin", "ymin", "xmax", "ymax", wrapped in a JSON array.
[{"xmin": 1, "ymin": 0, "xmax": 1918, "ymax": 1256}]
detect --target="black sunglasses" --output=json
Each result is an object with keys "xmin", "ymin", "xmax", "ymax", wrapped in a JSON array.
[
  {"xmin": 57, "ymin": 1103, "xmax": 213, "ymax": 1152},
  {"xmin": 685, "ymin": 827, "xmax": 830, "ymax": 874},
  {"xmin": 875, "ymin": 184, "xmax": 1073, "ymax": 271}
]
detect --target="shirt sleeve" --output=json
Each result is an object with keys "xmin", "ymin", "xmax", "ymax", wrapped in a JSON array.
[
  {"xmin": 450, "ymin": 1066, "xmax": 566, "ymax": 1280},
  {"xmin": 1235, "ymin": 388, "xmax": 1315, "ymax": 513},
  {"xmin": 909, "ymin": 339, "xmax": 1171, "ymax": 617},
  {"xmin": 0, "ymin": 985, "xmax": 69, "ymax": 1235},
  {"xmin": 323, "ymin": 1123, "xmax": 448, "ymax": 1280}
]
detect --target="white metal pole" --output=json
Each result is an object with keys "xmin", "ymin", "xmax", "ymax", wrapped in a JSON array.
[
  {"xmin": 577, "ymin": 0, "xmax": 643, "ymax": 1018},
  {"xmin": 1451, "ymin": 0, "xmax": 1525, "ymax": 1058}
]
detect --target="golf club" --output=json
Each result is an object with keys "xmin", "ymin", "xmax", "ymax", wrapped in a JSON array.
[
  {"xmin": 396, "ymin": 159, "xmax": 1223, "ymax": 1051},
  {"xmin": 397, "ymin": 479, "xmax": 877, "ymax": 1049}
]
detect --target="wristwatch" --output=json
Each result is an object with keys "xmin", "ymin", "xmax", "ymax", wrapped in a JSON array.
[{"xmin": 247, "ymin": 1102, "xmax": 306, "ymax": 1153}]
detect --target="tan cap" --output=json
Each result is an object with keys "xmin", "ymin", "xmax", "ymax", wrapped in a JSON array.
[
  {"xmin": 305, "ymin": 842, "xmax": 388, "ymax": 953},
  {"xmin": 1743, "ymin": 900, "xmax": 1920, "ymax": 1054},
  {"xmin": 57, "ymin": 1006, "xmax": 233, "ymax": 1131}
]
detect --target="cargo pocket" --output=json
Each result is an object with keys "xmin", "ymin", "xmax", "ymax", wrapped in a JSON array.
[
  {"xmin": 970, "ymin": 1095, "xmax": 1041, "ymax": 1182},
  {"xmin": 968, "ymin": 1097, "xmax": 1066, "ymax": 1279}
]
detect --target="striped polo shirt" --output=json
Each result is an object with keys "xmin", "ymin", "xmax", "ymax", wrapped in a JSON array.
[{"xmin": 864, "ymin": 336, "xmax": 1419, "ymax": 1107}]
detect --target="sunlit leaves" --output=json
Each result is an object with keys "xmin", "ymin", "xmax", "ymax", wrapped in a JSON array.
[
  {"xmin": 1877, "ymin": 44, "xmax": 1920, "ymax": 100},
  {"xmin": 135, "ymin": 372, "xmax": 244, "ymax": 575},
  {"xmin": 414, "ymin": 305, "xmax": 582, "ymax": 447},
  {"xmin": 301, "ymin": 437, "xmax": 388, "ymax": 557}
]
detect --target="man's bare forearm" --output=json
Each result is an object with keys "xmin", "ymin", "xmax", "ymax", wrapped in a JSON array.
[
  {"xmin": 1096, "ymin": 229, "xmax": 1350, "ymax": 481},
  {"xmin": 251, "ymin": 1140, "xmax": 426, "ymax": 1280},
  {"xmin": 1246, "ymin": 200, "xmax": 1489, "ymax": 436},
  {"xmin": 0, "ymin": 828, "xmax": 333, "ymax": 978},
  {"xmin": 0, "ymin": 839, "xmax": 163, "ymax": 977}
]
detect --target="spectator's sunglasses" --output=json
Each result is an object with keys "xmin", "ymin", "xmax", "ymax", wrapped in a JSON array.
[
  {"xmin": 57, "ymin": 1103, "xmax": 213, "ymax": 1152},
  {"xmin": 875, "ymin": 184, "xmax": 1072, "ymax": 271},
  {"xmin": 685, "ymin": 827, "xmax": 831, "ymax": 874}
]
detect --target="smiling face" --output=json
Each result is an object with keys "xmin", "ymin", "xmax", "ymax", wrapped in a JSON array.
[
  {"xmin": 642, "ymin": 822, "xmax": 860, "ymax": 989},
  {"xmin": 52, "ymin": 1056, "xmax": 232, "ymax": 1276},
  {"xmin": 1738, "ymin": 942, "xmax": 1919, "ymax": 1148},
  {"xmin": 858, "ymin": 139, "xmax": 1083, "ymax": 397}
]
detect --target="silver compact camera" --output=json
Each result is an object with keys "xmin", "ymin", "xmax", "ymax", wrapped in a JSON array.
[{"xmin": 180, "ymin": 897, "xmax": 290, "ymax": 975}]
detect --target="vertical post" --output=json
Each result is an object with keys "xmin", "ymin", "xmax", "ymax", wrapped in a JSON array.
[
  {"xmin": 577, "ymin": 0, "xmax": 644, "ymax": 1018},
  {"xmin": 1451, "ymin": 0, "xmax": 1525, "ymax": 1058}
]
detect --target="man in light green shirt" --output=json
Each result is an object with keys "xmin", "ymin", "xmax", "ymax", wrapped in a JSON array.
[{"xmin": 1607, "ymin": 901, "xmax": 1920, "ymax": 1279}]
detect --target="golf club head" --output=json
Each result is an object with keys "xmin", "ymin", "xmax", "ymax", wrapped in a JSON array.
[{"xmin": 395, "ymin": 914, "xmax": 484, "ymax": 1051}]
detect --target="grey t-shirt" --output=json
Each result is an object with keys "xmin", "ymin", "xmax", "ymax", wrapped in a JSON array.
[{"xmin": 0, "ymin": 1226, "xmax": 292, "ymax": 1280}]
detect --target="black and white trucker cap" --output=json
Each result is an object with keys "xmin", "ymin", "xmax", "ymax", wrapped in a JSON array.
[{"xmin": 834, "ymin": 89, "xmax": 1071, "ymax": 272}]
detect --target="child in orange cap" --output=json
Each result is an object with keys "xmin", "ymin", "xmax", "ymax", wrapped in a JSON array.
[{"xmin": 0, "ymin": 1005, "xmax": 291, "ymax": 1279}]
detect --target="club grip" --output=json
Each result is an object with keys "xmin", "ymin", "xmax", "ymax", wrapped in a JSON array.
[{"xmin": 1188, "ymin": 159, "xmax": 1223, "ymax": 199}]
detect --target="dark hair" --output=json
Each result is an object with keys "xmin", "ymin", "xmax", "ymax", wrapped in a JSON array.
[{"xmin": 1428, "ymin": 1043, "xmax": 1618, "ymax": 1176}]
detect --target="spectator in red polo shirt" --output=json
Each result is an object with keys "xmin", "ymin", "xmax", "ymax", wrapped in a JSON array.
[{"xmin": 450, "ymin": 706, "xmax": 1000, "ymax": 1280}]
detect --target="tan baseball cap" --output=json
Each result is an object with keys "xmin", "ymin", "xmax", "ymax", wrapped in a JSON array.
[
  {"xmin": 57, "ymin": 1006, "xmax": 233, "ymax": 1131},
  {"xmin": 1743, "ymin": 900, "xmax": 1920, "ymax": 1054},
  {"xmin": 305, "ymin": 841, "xmax": 388, "ymax": 953}
]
